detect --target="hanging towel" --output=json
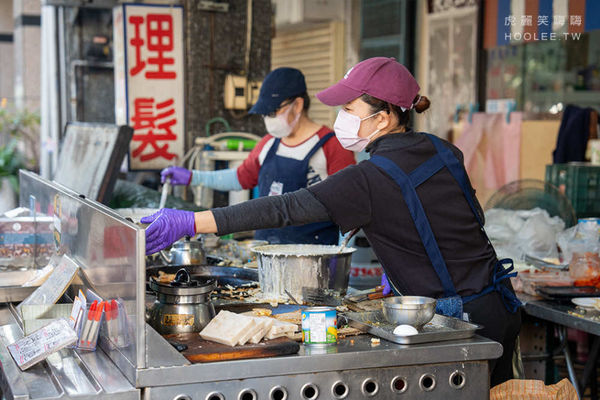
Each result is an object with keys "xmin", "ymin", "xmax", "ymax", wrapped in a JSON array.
[
  {"xmin": 455, "ymin": 112, "xmax": 522, "ymax": 204},
  {"xmin": 553, "ymin": 105, "xmax": 593, "ymax": 163}
]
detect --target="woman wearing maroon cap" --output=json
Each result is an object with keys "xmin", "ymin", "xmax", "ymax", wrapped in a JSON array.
[{"xmin": 143, "ymin": 57, "xmax": 521, "ymax": 387}]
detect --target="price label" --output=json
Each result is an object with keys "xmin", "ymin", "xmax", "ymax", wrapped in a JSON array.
[{"xmin": 7, "ymin": 318, "xmax": 78, "ymax": 370}]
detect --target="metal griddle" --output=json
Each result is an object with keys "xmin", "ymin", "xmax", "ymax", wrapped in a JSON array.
[{"xmin": 146, "ymin": 264, "xmax": 258, "ymax": 287}]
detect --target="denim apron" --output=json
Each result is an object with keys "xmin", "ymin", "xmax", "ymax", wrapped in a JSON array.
[
  {"xmin": 255, "ymin": 133, "xmax": 340, "ymax": 245},
  {"xmin": 368, "ymin": 133, "xmax": 521, "ymax": 318}
]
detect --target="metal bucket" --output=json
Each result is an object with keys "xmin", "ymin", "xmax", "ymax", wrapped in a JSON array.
[{"xmin": 252, "ymin": 244, "xmax": 355, "ymax": 302}]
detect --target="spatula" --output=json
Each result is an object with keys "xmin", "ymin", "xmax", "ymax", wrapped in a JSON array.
[
  {"xmin": 284, "ymin": 289, "xmax": 301, "ymax": 306},
  {"xmin": 344, "ymin": 286, "xmax": 390, "ymax": 303},
  {"xmin": 302, "ymin": 287, "xmax": 341, "ymax": 306},
  {"xmin": 338, "ymin": 228, "xmax": 359, "ymax": 253},
  {"xmin": 159, "ymin": 178, "xmax": 171, "ymax": 209}
]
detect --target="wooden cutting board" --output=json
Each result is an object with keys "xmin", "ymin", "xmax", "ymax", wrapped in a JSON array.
[{"xmin": 163, "ymin": 333, "xmax": 300, "ymax": 363}]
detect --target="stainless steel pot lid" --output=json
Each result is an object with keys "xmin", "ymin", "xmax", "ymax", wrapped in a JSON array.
[
  {"xmin": 149, "ymin": 268, "xmax": 216, "ymax": 296},
  {"xmin": 171, "ymin": 236, "xmax": 204, "ymax": 250}
]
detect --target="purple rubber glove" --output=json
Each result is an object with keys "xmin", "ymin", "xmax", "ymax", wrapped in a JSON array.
[
  {"xmin": 141, "ymin": 208, "xmax": 196, "ymax": 255},
  {"xmin": 381, "ymin": 273, "xmax": 392, "ymax": 296},
  {"xmin": 161, "ymin": 166, "xmax": 192, "ymax": 185}
]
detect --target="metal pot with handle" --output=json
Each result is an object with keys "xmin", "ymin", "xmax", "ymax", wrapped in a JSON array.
[
  {"xmin": 252, "ymin": 244, "xmax": 355, "ymax": 303},
  {"xmin": 160, "ymin": 236, "xmax": 207, "ymax": 265},
  {"xmin": 147, "ymin": 268, "xmax": 216, "ymax": 334}
]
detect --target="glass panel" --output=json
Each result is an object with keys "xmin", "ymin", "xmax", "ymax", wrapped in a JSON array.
[
  {"xmin": 486, "ymin": 46, "xmax": 524, "ymax": 108},
  {"xmin": 485, "ymin": 30, "xmax": 600, "ymax": 112},
  {"xmin": 361, "ymin": 44, "xmax": 403, "ymax": 60},
  {"xmin": 426, "ymin": 22, "xmax": 451, "ymax": 135},
  {"xmin": 452, "ymin": 12, "xmax": 476, "ymax": 106},
  {"xmin": 360, "ymin": 0, "xmax": 411, "ymax": 64},
  {"xmin": 361, "ymin": 0, "xmax": 403, "ymax": 39}
]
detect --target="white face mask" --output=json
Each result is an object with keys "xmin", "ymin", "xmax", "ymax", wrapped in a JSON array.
[
  {"xmin": 333, "ymin": 109, "xmax": 382, "ymax": 152},
  {"xmin": 263, "ymin": 102, "xmax": 301, "ymax": 138}
]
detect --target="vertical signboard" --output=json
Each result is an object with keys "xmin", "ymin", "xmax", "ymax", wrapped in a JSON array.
[{"xmin": 114, "ymin": 4, "xmax": 184, "ymax": 170}]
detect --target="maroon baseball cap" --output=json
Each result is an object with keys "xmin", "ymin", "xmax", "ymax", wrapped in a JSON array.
[{"xmin": 317, "ymin": 57, "xmax": 420, "ymax": 110}]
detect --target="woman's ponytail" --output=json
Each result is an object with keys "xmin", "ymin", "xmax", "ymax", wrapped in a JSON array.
[{"xmin": 413, "ymin": 95, "xmax": 430, "ymax": 113}]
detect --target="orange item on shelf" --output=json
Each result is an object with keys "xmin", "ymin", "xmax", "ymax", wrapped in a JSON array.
[{"xmin": 570, "ymin": 252, "xmax": 600, "ymax": 287}]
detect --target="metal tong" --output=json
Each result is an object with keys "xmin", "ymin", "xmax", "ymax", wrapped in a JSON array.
[
  {"xmin": 344, "ymin": 286, "xmax": 390, "ymax": 303},
  {"xmin": 524, "ymin": 254, "xmax": 568, "ymax": 271}
]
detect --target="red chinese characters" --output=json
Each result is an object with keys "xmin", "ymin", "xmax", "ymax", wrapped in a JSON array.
[
  {"xmin": 128, "ymin": 14, "xmax": 176, "ymax": 79},
  {"xmin": 124, "ymin": 6, "xmax": 182, "ymax": 168},
  {"xmin": 131, "ymin": 98, "xmax": 177, "ymax": 162}
]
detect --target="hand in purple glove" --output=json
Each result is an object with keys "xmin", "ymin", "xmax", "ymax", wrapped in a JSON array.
[
  {"xmin": 381, "ymin": 272, "xmax": 392, "ymax": 296},
  {"xmin": 141, "ymin": 208, "xmax": 196, "ymax": 255},
  {"xmin": 161, "ymin": 166, "xmax": 192, "ymax": 185}
]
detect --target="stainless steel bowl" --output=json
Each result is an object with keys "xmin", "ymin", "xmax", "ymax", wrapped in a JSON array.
[{"xmin": 382, "ymin": 296, "xmax": 437, "ymax": 329}]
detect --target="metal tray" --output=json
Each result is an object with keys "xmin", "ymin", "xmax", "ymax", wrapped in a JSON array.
[
  {"xmin": 345, "ymin": 310, "xmax": 481, "ymax": 345},
  {"xmin": 0, "ymin": 285, "xmax": 36, "ymax": 303}
]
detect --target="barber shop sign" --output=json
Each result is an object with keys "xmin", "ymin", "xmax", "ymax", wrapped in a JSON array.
[{"xmin": 113, "ymin": 4, "xmax": 184, "ymax": 171}]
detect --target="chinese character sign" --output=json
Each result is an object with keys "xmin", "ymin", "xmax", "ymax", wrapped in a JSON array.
[
  {"xmin": 483, "ymin": 0, "xmax": 598, "ymax": 49},
  {"xmin": 114, "ymin": 5, "xmax": 184, "ymax": 170}
]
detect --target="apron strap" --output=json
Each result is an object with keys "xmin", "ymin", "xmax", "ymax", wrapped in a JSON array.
[
  {"xmin": 425, "ymin": 134, "xmax": 485, "ymax": 228},
  {"xmin": 409, "ymin": 153, "xmax": 445, "ymax": 188},
  {"xmin": 370, "ymin": 136, "xmax": 521, "ymax": 313},
  {"xmin": 302, "ymin": 132, "xmax": 335, "ymax": 164},
  {"xmin": 370, "ymin": 155, "xmax": 458, "ymax": 297},
  {"xmin": 425, "ymin": 134, "xmax": 521, "ymax": 312},
  {"xmin": 264, "ymin": 138, "xmax": 282, "ymax": 161},
  {"xmin": 462, "ymin": 259, "xmax": 521, "ymax": 313}
]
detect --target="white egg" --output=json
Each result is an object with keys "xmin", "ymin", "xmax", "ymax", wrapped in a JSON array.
[{"xmin": 393, "ymin": 324, "xmax": 418, "ymax": 336}]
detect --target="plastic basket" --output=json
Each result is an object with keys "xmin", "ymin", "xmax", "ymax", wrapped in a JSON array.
[{"xmin": 546, "ymin": 163, "xmax": 600, "ymax": 218}]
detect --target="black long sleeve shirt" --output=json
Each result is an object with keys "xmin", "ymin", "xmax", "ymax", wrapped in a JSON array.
[
  {"xmin": 212, "ymin": 130, "xmax": 495, "ymax": 299},
  {"xmin": 212, "ymin": 188, "xmax": 330, "ymax": 235}
]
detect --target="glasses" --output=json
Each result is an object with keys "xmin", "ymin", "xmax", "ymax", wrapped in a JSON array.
[{"xmin": 265, "ymin": 99, "xmax": 294, "ymax": 118}]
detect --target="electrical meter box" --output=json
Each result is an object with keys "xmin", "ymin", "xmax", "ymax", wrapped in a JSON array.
[{"xmin": 224, "ymin": 74, "xmax": 262, "ymax": 110}]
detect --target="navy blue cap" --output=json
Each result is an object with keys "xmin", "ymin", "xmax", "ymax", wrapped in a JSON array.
[{"xmin": 248, "ymin": 67, "xmax": 307, "ymax": 115}]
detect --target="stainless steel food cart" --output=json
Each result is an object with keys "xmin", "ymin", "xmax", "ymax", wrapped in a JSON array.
[{"xmin": 0, "ymin": 171, "xmax": 503, "ymax": 400}]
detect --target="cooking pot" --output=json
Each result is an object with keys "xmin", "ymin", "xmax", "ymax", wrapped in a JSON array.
[
  {"xmin": 147, "ymin": 269, "xmax": 216, "ymax": 334},
  {"xmin": 252, "ymin": 244, "xmax": 355, "ymax": 303},
  {"xmin": 159, "ymin": 236, "xmax": 206, "ymax": 265}
]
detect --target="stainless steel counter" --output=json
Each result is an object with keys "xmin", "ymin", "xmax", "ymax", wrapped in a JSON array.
[
  {"xmin": 1, "ymin": 305, "xmax": 501, "ymax": 400},
  {"xmin": 0, "ymin": 173, "xmax": 504, "ymax": 400},
  {"xmin": 520, "ymin": 294, "xmax": 600, "ymax": 335},
  {"xmin": 519, "ymin": 293, "xmax": 600, "ymax": 399},
  {"xmin": 139, "ymin": 320, "xmax": 501, "ymax": 400},
  {"xmin": 138, "ymin": 326, "xmax": 501, "ymax": 387}
]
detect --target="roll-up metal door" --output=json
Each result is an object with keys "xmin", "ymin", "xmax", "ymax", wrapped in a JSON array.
[{"xmin": 272, "ymin": 21, "xmax": 345, "ymax": 127}]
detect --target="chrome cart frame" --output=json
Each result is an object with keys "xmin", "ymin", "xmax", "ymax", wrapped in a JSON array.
[{"xmin": 0, "ymin": 172, "xmax": 503, "ymax": 400}]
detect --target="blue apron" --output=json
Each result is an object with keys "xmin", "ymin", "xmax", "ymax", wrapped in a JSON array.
[
  {"xmin": 255, "ymin": 133, "xmax": 340, "ymax": 245},
  {"xmin": 369, "ymin": 133, "xmax": 521, "ymax": 318}
]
